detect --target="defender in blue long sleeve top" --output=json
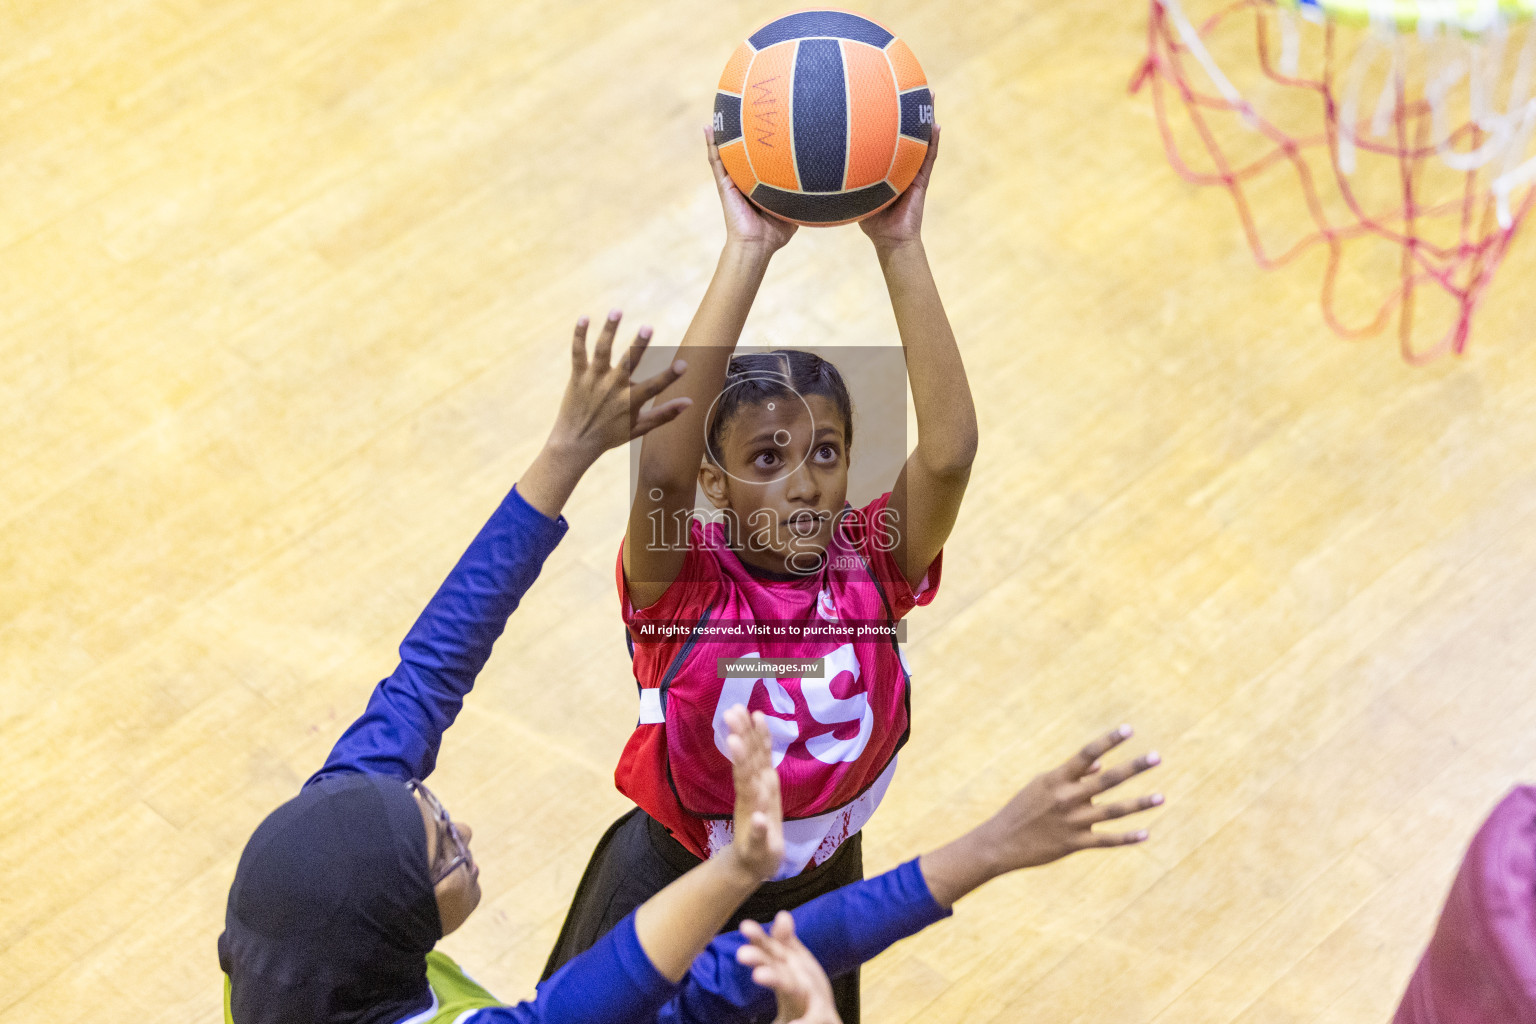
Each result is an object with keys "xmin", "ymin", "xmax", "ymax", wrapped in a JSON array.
[{"xmin": 302, "ymin": 479, "xmax": 951, "ymax": 1023}]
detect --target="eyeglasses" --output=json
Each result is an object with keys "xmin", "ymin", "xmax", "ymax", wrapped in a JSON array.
[{"xmin": 407, "ymin": 779, "xmax": 473, "ymax": 885}]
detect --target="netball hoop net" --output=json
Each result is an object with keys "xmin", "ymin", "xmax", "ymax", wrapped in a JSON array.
[{"xmin": 1132, "ymin": 0, "xmax": 1536, "ymax": 362}]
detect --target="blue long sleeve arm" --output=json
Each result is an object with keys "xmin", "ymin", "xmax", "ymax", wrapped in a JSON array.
[
  {"xmin": 306, "ymin": 484, "xmax": 569, "ymax": 786},
  {"xmin": 474, "ymin": 913, "xmax": 679, "ymax": 1024},
  {"xmin": 475, "ymin": 861, "xmax": 948, "ymax": 1024},
  {"xmin": 656, "ymin": 858, "xmax": 952, "ymax": 1024}
]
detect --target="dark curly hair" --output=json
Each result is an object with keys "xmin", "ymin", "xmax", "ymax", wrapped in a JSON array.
[{"xmin": 706, "ymin": 350, "xmax": 854, "ymax": 469}]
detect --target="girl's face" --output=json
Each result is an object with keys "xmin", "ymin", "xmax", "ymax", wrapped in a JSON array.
[
  {"xmin": 417, "ymin": 792, "xmax": 480, "ymax": 936},
  {"xmin": 700, "ymin": 393, "xmax": 850, "ymax": 574}
]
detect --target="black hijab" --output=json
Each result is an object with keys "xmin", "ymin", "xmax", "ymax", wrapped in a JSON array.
[{"xmin": 218, "ymin": 773, "xmax": 443, "ymax": 1024}]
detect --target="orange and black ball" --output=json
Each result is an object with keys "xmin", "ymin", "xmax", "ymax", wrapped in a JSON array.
[{"xmin": 713, "ymin": 9, "xmax": 933, "ymax": 226}]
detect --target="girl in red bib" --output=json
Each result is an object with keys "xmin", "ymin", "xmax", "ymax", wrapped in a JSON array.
[{"xmin": 544, "ymin": 123, "xmax": 975, "ymax": 1024}]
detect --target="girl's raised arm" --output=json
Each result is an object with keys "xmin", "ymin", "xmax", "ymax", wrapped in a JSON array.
[
  {"xmin": 623, "ymin": 127, "xmax": 796, "ymax": 610},
  {"xmin": 858, "ymin": 125, "xmax": 979, "ymax": 590},
  {"xmin": 310, "ymin": 321, "xmax": 688, "ymax": 787}
]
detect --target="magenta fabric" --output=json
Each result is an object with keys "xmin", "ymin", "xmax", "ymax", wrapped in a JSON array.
[
  {"xmin": 616, "ymin": 492, "xmax": 941, "ymax": 863},
  {"xmin": 1394, "ymin": 785, "xmax": 1536, "ymax": 1024}
]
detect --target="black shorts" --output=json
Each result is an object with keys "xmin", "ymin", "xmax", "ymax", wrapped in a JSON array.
[{"xmin": 542, "ymin": 808, "xmax": 864, "ymax": 1023}]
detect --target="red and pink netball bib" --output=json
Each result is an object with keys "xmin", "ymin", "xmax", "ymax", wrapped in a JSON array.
[{"xmin": 615, "ymin": 493, "xmax": 940, "ymax": 867}]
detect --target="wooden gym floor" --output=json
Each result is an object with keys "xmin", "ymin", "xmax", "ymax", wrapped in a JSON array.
[{"xmin": 4, "ymin": 1, "xmax": 1535, "ymax": 1021}]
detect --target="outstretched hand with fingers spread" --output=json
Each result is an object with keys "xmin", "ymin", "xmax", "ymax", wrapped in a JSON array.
[
  {"xmin": 736, "ymin": 912, "xmax": 842, "ymax": 1024},
  {"xmin": 551, "ymin": 311, "xmax": 692, "ymax": 460},
  {"xmin": 627, "ymin": 706, "xmax": 787, "ymax": 984},
  {"xmin": 977, "ymin": 725, "xmax": 1164, "ymax": 870},
  {"xmin": 722, "ymin": 705, "xmax": 786, "ymax": 883}
]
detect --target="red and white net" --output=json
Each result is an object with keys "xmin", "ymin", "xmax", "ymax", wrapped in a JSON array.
[{"xmin": 1133, "ymin": 0, "xmax": 1536, "ymax": 362}]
